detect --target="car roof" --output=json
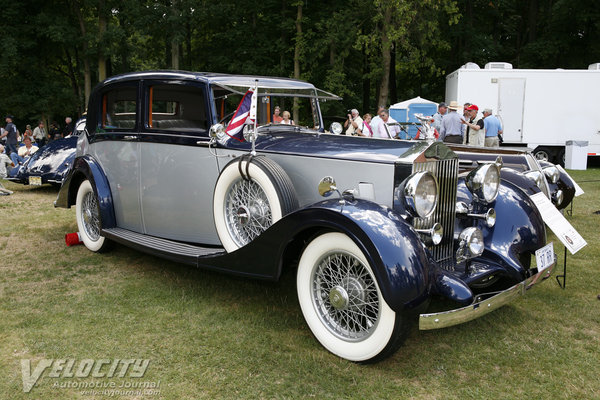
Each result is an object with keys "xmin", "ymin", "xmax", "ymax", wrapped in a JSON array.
[{"xmin": 100, "ymin": 70, "xmax": 316, "ymax": 90}]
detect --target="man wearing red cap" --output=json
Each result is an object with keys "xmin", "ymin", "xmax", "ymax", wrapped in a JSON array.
[{"xmin": 462, "ymin": 104, "xmax": 484, "ymax": 146}]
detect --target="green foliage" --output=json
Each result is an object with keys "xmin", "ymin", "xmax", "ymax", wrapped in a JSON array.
[{"xmin": 1, "ymin": 0, "xmax": 599, "ymax": 126}]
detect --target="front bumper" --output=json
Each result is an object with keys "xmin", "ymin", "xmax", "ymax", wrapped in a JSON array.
[{"xmin": 419, "ymin": 258, "xmax": 556, "ymax": 330}]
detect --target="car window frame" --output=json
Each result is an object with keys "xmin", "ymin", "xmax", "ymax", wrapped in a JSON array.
[{"xmin": 141, "ymin": 79, "xmax": 210, "ymax": 138}]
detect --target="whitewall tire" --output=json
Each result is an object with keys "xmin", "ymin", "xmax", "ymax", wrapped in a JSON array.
[
  {"xmin": 76, "ymin": 180, "xmax": 109, "ymax": 252},
  {"xmin": 297, "ymin": 232, "xmax": 409, "ymax": 362},
  {"xmin": 213, "ymin": 156, "xmax": 298, "ymax": 252}
]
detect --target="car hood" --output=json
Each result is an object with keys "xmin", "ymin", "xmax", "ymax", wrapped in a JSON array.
[{"xmin": 223, "ymin": 131, "xmax": 455, "ymax": 164}]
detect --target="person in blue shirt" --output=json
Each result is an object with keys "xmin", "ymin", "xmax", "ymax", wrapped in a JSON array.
[
  {"xmin": 439, "ymin": 101, "xmax": 464, "ymax": 144},
  {"xmin": 482, "ymin": 108, "xmax": 503, "ymax": 147}
]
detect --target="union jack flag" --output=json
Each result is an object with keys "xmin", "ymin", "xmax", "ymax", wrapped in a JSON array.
[{"xmin": 225, "ymin": 88, "xmax": 257, "ymax": 142}]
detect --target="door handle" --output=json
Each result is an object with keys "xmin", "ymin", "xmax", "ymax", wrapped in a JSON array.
[{"xmin": 123, "ymin": 135, "xmax": 138, "ymax": 140}]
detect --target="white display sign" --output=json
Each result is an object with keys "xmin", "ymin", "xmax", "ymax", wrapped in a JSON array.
[
  {"xmin": 530, "ymin": 192, "xmax": 587, "ymax": 254},
  {"xmin": 556, "ymin": 164, "xmax": 584, "ymax": 197}
]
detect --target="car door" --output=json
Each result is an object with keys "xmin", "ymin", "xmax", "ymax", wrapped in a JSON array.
[
  {"xmin": 91, "ymin": 82, "xmax": 144, "ymax": 233},
  {"xmin": 139, "ymin": 80, "xmax": 221, "ymax": 244}
]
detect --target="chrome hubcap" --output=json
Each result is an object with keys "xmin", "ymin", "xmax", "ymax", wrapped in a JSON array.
[
  {"xmin": 311, "ymin": 252, "xmax": 380, "ymax": 341},
  {"xmin": 225, "ymin": 178, "xmax": 272, "ymax": 247}
]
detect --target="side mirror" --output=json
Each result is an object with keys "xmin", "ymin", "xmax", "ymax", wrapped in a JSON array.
[
  {"xmin": 209, "ymin": 123, "xmax": 225, "ymax": 139},
  {"xmin": 329, "ymin": 122, "xmax": 343, "ymax": 135},
  {"xmin": 318, "ymin": 176, "xmax": 337, "ymax": 197}
]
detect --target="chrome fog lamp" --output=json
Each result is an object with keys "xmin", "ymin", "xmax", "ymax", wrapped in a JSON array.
[
  {"xmin": 553, "ymin": 189, "xmax": 564, "ymax": 207},
  {"xmin": 543, "ymin": 165, "xmax": 560, "ymax": 184},
  {"xmin": 484, "ymin": 208, "xmax": 496, "ymax": 228},
  {"xmin": 416, "ymin": 223, "xmax": 443, "ymax": 245},
  {"xmin": 456, "ymin": 227, "xmax": 484, "ymax": 263},
  {"xmin": 330, "ymin": 122, "xmax": 343, "ymax": 135},
  {"xmin": 401, "ymin": 171, "xmax": 438, "ymax": 218},
  {"xmin": 465, "ymin": 163, "xmax": 500, "ymax": 203}
]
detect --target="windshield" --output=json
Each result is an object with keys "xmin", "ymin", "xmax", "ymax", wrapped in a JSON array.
[{"xmin": 212, "ymin": 85, "xmax": 324, "ymax": 131}]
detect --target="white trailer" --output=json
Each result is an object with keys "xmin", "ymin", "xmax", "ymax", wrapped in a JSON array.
[{"xmin": 445, "ymin": 62, "xmax": 600, "ymax": 163}]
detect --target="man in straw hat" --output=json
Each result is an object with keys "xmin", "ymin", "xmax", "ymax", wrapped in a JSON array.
[{"xmin": 439, "ymin": 101, "xmax": 464, "ymax": 144}]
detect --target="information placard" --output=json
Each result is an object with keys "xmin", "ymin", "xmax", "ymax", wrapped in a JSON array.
[{"xmin": 530, "ymin": 192, "xmax": 587, "ymax": 254}]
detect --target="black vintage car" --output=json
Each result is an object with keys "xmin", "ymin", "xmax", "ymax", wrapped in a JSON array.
[{"xmin": 56, "ymin": 71, "xmax": 557, "ymax": 362}]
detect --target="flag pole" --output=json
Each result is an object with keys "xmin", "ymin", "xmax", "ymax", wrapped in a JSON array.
[{"xmin": 251, "ymin": 79, "xmax": 258, "ymax": 156}]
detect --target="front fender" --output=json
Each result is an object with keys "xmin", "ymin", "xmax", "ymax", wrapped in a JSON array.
[
  {"xmin": 309, "ymin": 199, "xmax": 433, "ymax": 313},
  {"xmin": 457, "ymin": 176, "xmax": 547, "ymax": 282},
  {"xmin": 55, "ymin": 155, "xmax": 116, "ymax": 229}
]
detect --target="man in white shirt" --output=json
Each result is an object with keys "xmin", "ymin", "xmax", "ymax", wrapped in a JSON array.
[
  {"xmin": 369, "ymin": 106, "xmax": 384, "ymax": 136},
  {"xmin": 10, "ymin": 137, "xmax": 38, "ymax": 165},
  {"xmin": 376, "ymin": 109, "xmax": 400, "ymax": 139},
  {"xmin": 344, "ymin": 109, "xmax": 363, "ymax": 135}
]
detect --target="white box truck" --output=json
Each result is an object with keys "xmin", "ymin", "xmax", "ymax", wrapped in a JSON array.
[{"xmin": 445, "ymin": 62, "xmax": 600, "ymax": 163}]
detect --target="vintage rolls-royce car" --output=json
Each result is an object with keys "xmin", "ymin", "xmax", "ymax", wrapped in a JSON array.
[{"xmin": 56, "ymin": 71, "xmax": 556, "ymax": 363}]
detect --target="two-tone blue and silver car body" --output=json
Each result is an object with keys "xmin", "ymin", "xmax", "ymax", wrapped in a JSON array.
[{"xmin": 55, "ymin": 71, "xmax": 556, "ymax": 361}]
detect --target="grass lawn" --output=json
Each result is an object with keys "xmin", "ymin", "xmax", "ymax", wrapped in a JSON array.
[{"xmin": 1, "ymin": 169, "xmax": 599, "ymax": 399}]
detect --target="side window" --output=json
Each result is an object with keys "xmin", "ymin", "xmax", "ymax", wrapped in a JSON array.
[
  {"xmin": 99, "ymin": 87, "xmax": 137, "ymax": 131},
  {"xmin": 147, "ymin": 84, "xmax": 208, "ymax": 134}
]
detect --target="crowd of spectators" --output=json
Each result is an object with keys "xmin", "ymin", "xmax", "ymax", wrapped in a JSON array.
[
  {"xmin": 343, "ymin": 101, "xmax": 503, "ymax": 147},
  {"xmin": 0, "ymin": 114, "xmax": 76, "ymax": 194}
]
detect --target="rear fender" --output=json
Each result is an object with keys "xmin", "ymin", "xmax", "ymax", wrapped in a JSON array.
[{"xmin": 55, "ymin": 155, "xmax": 116, "ymax": 229}]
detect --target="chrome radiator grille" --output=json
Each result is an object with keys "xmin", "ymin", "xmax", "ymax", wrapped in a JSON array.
[{"xmin": 412, "ymin": 158, "xmax": 458, "ymax": 264}]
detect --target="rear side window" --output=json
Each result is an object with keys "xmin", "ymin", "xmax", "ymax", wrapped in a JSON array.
[
  {"xmin": 147, "ymin": 84, "xmax": 208, "ymax": 133},
  {"xmin": 99, "ymin": 87, "xmax": 137, "ymax": 131}
]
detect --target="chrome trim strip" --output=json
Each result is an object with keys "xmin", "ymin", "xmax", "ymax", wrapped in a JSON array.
[{"xmin": 419, "ymin": 259, "xmax": 556, "ymax": 330}]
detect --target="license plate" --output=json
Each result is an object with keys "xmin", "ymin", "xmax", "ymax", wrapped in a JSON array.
[
  {"xmin": 535, "ymin": 242, "xmax": 554, "ymax": 272},
  {"xmin": 29, "ymin": 176, "xmax": 42, "ymax": 186}
]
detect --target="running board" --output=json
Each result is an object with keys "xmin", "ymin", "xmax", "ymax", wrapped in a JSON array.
[{"xmin": 102, "ymin": 228, "xmax": 225, "ymax": 265}]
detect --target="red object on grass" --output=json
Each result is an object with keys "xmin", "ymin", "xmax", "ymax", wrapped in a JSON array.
[{"xmin": 65, "ymin": 232, "xmax": 83, "ymax": 246}]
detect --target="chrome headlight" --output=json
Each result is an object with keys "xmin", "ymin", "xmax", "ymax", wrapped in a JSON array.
[
  {"xmin": 330, "ymin": 122, "xmax": 343, "ymax": 134},
  {"xmin": 456, "ymin": 227, "xmax": 484, "ymax": 262},
  {"xmin": 465, "ymin": 164, "xmax": 500, "ymax": 203},
  {"xmin": 543, "ymin": 166, "xmax": 560, "ymax": 184},
  {"xmin": 401, "ymin": 171, "xmax": 438, "ymax": 218},
  {"xmin": 525, "ymin": 170, "xmax": 551, "ymax": 198}
]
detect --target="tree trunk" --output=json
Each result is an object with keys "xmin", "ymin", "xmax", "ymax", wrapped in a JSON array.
[
  {"xmin": 389, "ymin": 41, "xmax": 397, "ymax": 105},
  {"xmin": 73, "ymin": 3, "xmax": 92, "ymax": 110},
  {"xmin": 98, "ymin": 0, "xmax": 107, "ymax": 82},
  {"xmin": 293, "ymin": 2, "xmax": 302, "ymax": 123},
  {"xmin": 362, "ymin": 49, "xmax": 370, "ymax": 113},
  {"xmin": 377, "ymin": 7, "xmax": 392, "ymax": 108}
]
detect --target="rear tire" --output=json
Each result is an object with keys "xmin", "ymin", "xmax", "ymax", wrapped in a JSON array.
[
  {"xmin": 296, "ymin": 232, "xmax": 410, "ymax": 363},
  {"xmin": 76, "ymin": 180, "xmax": 111, "ymax": 252}
]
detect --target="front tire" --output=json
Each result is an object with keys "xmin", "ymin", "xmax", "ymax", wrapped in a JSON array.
[
  {"xmin": 76, "ymin": 180, "xmax": 110, "ymax": 252},
  {"xmin": 296, "ymin": 232, "xmax": 410, "ymax": 362}
]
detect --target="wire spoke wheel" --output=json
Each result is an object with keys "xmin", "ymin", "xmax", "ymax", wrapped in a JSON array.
[
  {"xmin": 213, "ymin": 157, "xmax": 298, "ymax": 252},
  {"xmin": 76, "ymin": 180, "xmax": 110, "ymax": 252},
  {"xmin": 81, "ymin": 190, "xmax": 101, "ymax": 241},
  {"xmin": 224, "ymin": 178, "xmax": 272, "ymax": 247},
  {"xmin": 297, "ymin": 232, "xmax": 409, "ymax": 362},
  {"xmin": 312, "ymin": 251, "xmax": 380, "ymax": 341}
]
